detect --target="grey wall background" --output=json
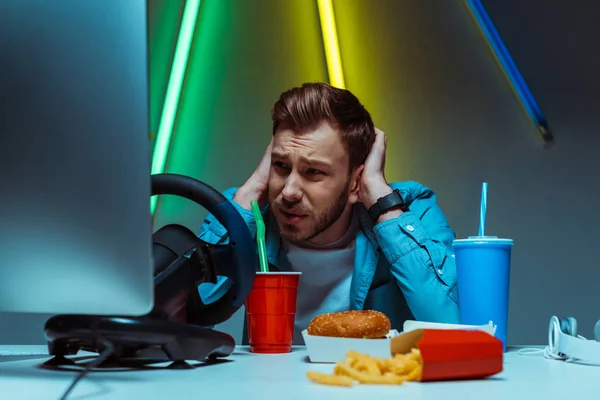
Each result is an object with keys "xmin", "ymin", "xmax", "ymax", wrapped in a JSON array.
[{"xmin": 1, "ymin": 0, "xmax": 598, "ymax": 347}]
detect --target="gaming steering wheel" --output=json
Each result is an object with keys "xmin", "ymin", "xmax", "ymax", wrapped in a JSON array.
[
  {"xmin": 44, "ymin": 173, "xmax": 257, "ymax": 366},
  {"xmin": 150, "ymin": 173, "xmax": 257, "ymax": 326}
]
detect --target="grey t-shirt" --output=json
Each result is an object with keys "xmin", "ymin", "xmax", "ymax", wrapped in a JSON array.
[{"xmin": 283, "ymin": 214, "xmax": 359, "ymax": 344}]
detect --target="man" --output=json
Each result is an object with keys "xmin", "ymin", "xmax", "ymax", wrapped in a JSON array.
[{"xmin": 198, "ymin": 82, "xmax": 460, "ymax": 343}]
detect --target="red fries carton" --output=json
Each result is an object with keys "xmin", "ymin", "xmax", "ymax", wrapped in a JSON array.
[{"xmin": 390, "ymin": 329, "xmax": 503, "ymax": 381}]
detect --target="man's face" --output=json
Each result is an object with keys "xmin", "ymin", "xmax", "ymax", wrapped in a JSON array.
[{"xmin": 268, "ymin": 121, "xmax": 360, "ymax": 244}]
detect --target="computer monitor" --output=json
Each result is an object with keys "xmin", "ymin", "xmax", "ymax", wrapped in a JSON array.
[{"xmin": 0, "ymin": 0, "xmax": 154, "ymax": 315}]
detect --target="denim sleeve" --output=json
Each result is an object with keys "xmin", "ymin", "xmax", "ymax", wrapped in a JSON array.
[
  {"xmin": 373, "ymin": 183, "xmax": 460, "ymax": 323},
  {"xmin": 197, "ymin": 187, "xmax": 258, "ymax": 245}
]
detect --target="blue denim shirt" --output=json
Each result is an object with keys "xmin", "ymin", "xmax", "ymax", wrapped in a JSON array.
[{"xmin": 197, "ymin": 180, "xmax": 460, "ymax": 333}]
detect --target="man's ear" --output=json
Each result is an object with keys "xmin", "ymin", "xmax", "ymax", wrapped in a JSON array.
[{"xmin": 348, "ymin": 164, "xmax": 364, "ymax": 205}]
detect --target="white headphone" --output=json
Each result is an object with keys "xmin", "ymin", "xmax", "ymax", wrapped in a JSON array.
[{"xmin": 520, "ymin": 316, "xmax": 600, "ymax": 365}]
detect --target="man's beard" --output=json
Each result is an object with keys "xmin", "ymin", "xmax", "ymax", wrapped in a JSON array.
[{"xmin": 271, "ymin": 180, "xmax": 350, "ymax": 244}]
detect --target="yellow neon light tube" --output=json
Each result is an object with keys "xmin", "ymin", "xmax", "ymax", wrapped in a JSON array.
[{"xmin": 317, "ymin": 0, "xmax": 345, "ymax": 89}]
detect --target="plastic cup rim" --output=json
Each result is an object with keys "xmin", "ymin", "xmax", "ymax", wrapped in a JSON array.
[
  {"xmin": 453, "ymin": 237, "xmax": 513, "ymax": 244},
  {"xmin": 255, "ymin": 271, "xmax": 302, "ymax": 275}
]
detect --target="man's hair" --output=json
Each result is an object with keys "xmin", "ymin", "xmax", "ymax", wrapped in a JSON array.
[{"xmin": 271, "ymin": 82, "xmax": 375, "ymax": 169}]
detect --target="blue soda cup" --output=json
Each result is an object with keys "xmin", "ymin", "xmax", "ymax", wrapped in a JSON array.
[{"xmin": 452, "ymin": 236, "xmax": 514, "ymax": 352}]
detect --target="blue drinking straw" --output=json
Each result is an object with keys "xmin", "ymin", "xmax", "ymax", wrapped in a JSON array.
[{"xmin": 478, "ymin": 182, "xmax": 488, "ymax": 237}]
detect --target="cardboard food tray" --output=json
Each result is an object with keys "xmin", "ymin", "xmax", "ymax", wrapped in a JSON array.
[
  {"xmin": 303, "ymin": 320, "xmax": 497, "ymax": 364},
  {"xmin": 302, "ymin": 329, "xmax": 400, "ymax": 363},
  {"xmin": 403, "ymin": 319, "xmax": 497, "ymax": 336},
  {"xmin": 303, "ymin": 326, "xmax": 503, "ymax": 381}
]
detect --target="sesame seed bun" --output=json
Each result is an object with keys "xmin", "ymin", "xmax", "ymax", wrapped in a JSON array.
[{"xmin": 307, "ymin": 310, "xmax": 391, "ymax": 338}]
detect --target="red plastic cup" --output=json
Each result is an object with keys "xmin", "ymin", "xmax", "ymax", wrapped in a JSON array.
[{"xmin": 245, "ymin": 272, "xmax": 301, "ymax": 354}]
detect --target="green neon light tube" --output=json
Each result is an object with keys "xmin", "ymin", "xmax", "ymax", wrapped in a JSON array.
[{"xmin": 150, "ymin": 0, "xmax": 201, "ymax": 215}]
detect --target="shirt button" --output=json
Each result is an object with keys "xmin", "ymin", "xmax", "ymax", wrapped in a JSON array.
[
  {"xmin": 406, "ymin": 225, "xmax": 415, "ymax": 232},
  {"xmin": 437, "ymin": 269, "xmax": 443, "ymax": 275}
]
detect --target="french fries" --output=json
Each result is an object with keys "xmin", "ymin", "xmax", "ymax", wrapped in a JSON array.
[
  {"xmin": 306, "ymin": 349, "xmax": 423, "ymax": 387},
  {"xmin": 306, "ymin": 371, "xmax": 354, "ymax": 387}
]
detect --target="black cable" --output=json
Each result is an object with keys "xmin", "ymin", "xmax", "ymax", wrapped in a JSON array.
[{"xmin": 57, "ymin": 340, "xmax": 114, "ymax": 400}]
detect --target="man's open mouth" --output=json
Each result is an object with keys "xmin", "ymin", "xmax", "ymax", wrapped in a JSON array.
[{"xmin": 280, "ymin": 209, "xmax": 307, "ymax": 223}]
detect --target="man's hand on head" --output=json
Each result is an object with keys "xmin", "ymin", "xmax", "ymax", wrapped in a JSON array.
[
  {"xmin": 233, "ymin": 137, "xmax": 274, "ymax": 210},
  {"xmin": 359, "ymin": 128, "xmax": 403, "ymax": 223},
  {"xmin": 359, "ymin": 128, "xmax": 391, "ymax": 207}
]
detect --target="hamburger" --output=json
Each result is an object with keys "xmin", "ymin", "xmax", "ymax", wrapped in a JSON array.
[{"xmin": 307, "ymin": 310, "xmax": 391, "ymax": 339}]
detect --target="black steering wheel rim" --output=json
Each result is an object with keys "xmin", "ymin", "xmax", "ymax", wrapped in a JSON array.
[{"xmin": 151, "ymin": 173, "xmax": 256, "ymax": 309}]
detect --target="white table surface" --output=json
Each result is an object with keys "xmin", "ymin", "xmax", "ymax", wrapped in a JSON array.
[{"xmin": 0, "ymin": 345, "xmax": 598, "ymax": 399}]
